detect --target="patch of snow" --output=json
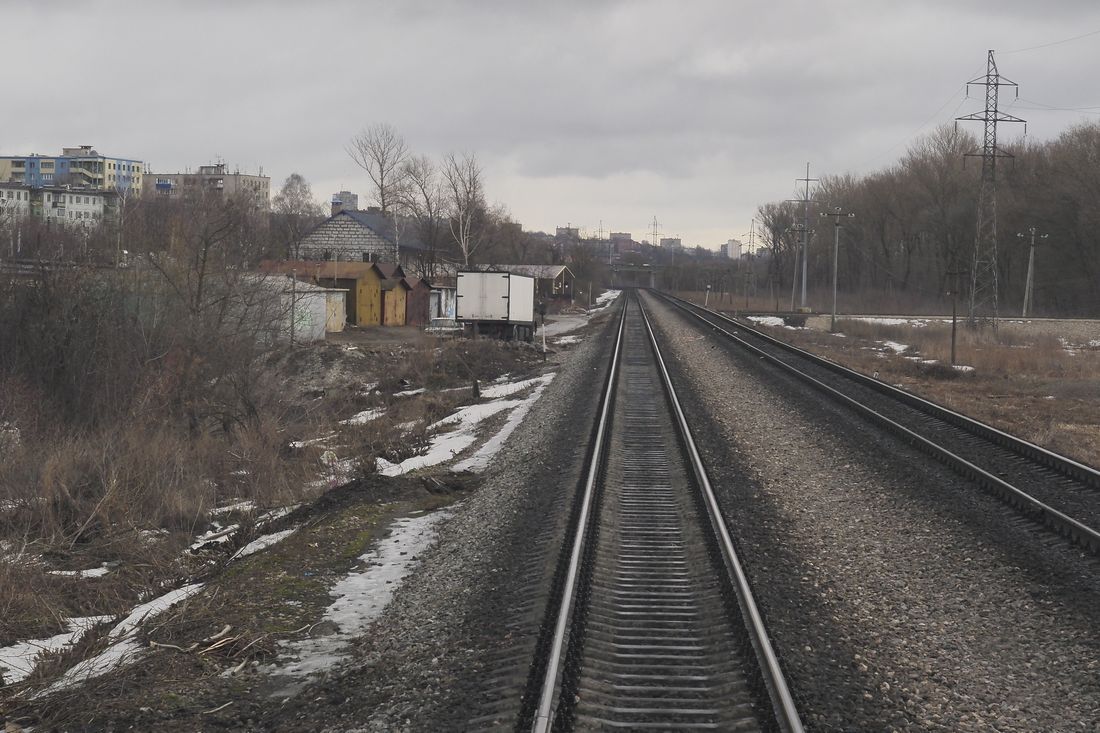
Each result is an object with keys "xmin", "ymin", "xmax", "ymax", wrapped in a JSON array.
[
  {"xmin": 189, "ymin": 523, "xmax": 239, "ymax": 550},
  {"xmin": 831, "ymin": 332, "xmax": 846, "ymax": 337},
  {"xmin": 541, "ymin": 314, "xmax": 588, "ymax": 337},
  {"xmin": 882, "ymin": 340, "xmax": 910, "ymax": 353},
  {"xmin": 340, "ymin": 408, "xmax": 384, "ymax": 425},
  {"xmin": 479, "ymin": 374, "xmax": 552, "ymax": 399},
  {"xmin": 747, "ymin": 316, "xmax": 786, "ymax": 327},
  {"xmin": 289, "ymin": 434, "xmax": 335, "ymax": 449},
  {"xmin": 265, "ymin": 509, "xmax": 449, "ymax": 697},
  {"xmin": 0, "ymin": 616, "xmax": 113, "ymax": 686},
  {"xmin": 554, "ymin": 335, "xmax": 581, "ymax": 346},
  {"xmin": 230, "ymin": 528, "xmax": 298, "ymax": 561},
  {"xmin": 952, "ymin": 364, "xmax": 976, "ymax": 373},
  {"xmin": 209, "ymin": 500, "xmax": 256, "ymax": 516},
  {"xmin": 49, "ymin": 565, "xmax": 111, "ymax": 579},
  {"xmin": 43, "ymin": 584, "xmax": 204, "ymax": 695},
  {"xmin": 454, "ymin": 375, "xmax": 555, "ymax": 473},
  {"xmin": 393, "ymin": 387, "xmax": 426, "ymax": 397}
]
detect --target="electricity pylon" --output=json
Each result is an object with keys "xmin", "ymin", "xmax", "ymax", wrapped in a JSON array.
[{"xmin": 956, "ymin": 50, "xmax": 1026, "ymax": 325}]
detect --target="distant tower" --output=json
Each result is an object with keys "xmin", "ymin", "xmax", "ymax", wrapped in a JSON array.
[{"xmin": 956, "ymin": 50, "xmax": 1025, "ymax": 323}]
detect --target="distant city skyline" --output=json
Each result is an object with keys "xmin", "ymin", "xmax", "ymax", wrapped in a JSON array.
[{"xmin": 2, "ymin": 2, "xmax": 1098, "ymax": 249}]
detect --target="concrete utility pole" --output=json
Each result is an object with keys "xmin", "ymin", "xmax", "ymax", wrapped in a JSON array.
[
  {"xmin": 956, "ymin": 50, "xmax": 1026, "ymax": 326},
  {"xmin": 795, "ymin": 163, "xmax": 818, "ymax": 309},
  {"xmin": 787, "ymin": 165, "xmax": 818, "ymax": 310},
  {"xmin": 820, "ymin": 206, "xmax": 855, "ymax": 331},
  {"xmin": 1017, "ymin": 226, "xmax": 1048, "ymax": 317}
]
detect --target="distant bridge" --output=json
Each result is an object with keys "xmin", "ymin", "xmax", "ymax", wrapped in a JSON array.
[{"xmin": 611, "ymin": 264, "xmax": 658, "ymax": 289}]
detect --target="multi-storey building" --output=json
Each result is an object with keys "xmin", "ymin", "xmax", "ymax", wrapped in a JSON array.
[
  {"xmin": 331, "ymin": 190, "xmax": 358, "ymax": 214},
  {"xmin": 720, "ymin": 239, "xmax": 742, "ymax": 259},
  {"xmin": 0, "ymin": 183, "xmax": 32, "ymax": 224},
  {"xmin": 144, "ymin": 163, "xmax": 270, "ymax": 209},
  {"xmin": 0, "ymin": 182, "xmax": 112, "ymax": 227},
  {"xmin": 0, "ymin": 146, "xmax": 144, "ymax": 194}
]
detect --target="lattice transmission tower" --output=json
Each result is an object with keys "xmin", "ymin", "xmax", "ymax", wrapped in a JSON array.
[{"xmin": 956, "ymin": 50, "xmax": 1025, "ymax": 324}]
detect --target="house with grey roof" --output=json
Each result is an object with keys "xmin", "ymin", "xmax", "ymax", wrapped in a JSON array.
[{"xmin": 296, "ymin": 206, "xmax": 447, "ymax": 275}]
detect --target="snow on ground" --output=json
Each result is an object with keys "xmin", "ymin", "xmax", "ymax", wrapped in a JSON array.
[
  {"xmin": 554, "ymin": 335, "xmax": 581, "ymax": 346},
  {"xmin": 747, "ymin": 316, "xmax": 786, "ymax": 327},
  {"xmin": 209, "ymin": 500, "xmax": 257, "ymax": 516},
  {"xmin": 882, "ymin": 340, "xmax": 910, "ymax": 353},
  {"xmin": 377, "ymin": 373, "xmax": 555, "ymax": 476},
  {"xmin": 42, "ymin": 583, "xmax": 205, "ymax": 695},
  {"xmin": 0, "ymin": 615, "xmax": 113, "ymax": 686},
  {"xmin": 592, "ymin": 289, "xmax": 621, "ymax": 309},
  {"xmin": 953, "ymin": 364, "xmax": 976, "ymax": 373},
  {"xmin": 393, "ymin": 387, "xmax": 426, "ymax": 397},
  {"xmin": 265, "ymin": 509, "xmax": 450, "ymax": 697},
  {"xmin": 340, "ymin": 408, "xmax": 384, "ymax": 425},
  {"xmin": 541, "ymin": 314, "xmax": 588, "ymax": 337},
  {"xmin": 454, "ymin": 374, "xmax": 555, "ymax": 473},
  {"xmin": 230, "ymin": 528, "xmax": 298, "ymax": 561},
  {"xmin": 479, "ymin": 374, "xmax": 552, "ymax": 399},
  {"xmin": 49, "ymin": 565, "xmax": 111, "ymax": 579}
]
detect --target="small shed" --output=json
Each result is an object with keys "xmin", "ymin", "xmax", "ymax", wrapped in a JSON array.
[
  {"xmin": 259, "ymin": 260, "xmax": 391, "ymax": 326},
  {"xmin": 429, "ymin": 276, "xmax": 458, "ymax": 320},
  {"xmin": 493, "ymin": 264, "xmax": 574, "ymax": 299},
  {"xmin": 404, "ymin": 276, "xmax": 432, "ymax": 327},
  {"xmin": 374, "ymin": 263, "xmax": 408, "ymax": 327},
  {"xmin": 285, "ymin": 281, "xmax": 330, "ymax": 343}
]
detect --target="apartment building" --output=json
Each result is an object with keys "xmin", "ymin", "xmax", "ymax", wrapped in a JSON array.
[
  {"xmin": 145, "ymin": 163, "xmax": 270, "ymax": 209},
  {"xmin": 0, "ymin": 146, "xmax": 144, "ymax": 194},
  {"xmin": 0, "ymin": 183, "xmax": 112, "ymax": 227}
]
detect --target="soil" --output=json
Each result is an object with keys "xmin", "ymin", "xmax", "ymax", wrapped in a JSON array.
[{"xmin": 1, "ymin": 475, "xmax": 467, "ymax": 731}]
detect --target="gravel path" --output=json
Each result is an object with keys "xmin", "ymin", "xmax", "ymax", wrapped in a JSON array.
[
  {"xmin": 642, "ymin": 291, "xmax": 1100, "ymax": 732},
  {"xmin": 267, "ymin": 308, "xmax": 620, "ymax": 731}
]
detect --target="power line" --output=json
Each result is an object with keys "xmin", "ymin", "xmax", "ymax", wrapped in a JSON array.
[{"xmin": 1002, "ymin": 27, "xmax": 1100, "ymax": 54}]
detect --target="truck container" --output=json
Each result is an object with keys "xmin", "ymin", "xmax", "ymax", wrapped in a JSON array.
[{"xmin": 456, "ymin": 270, "xmax": 536, "ymax": 341}]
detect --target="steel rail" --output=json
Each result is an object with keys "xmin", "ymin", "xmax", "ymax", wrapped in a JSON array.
[
  {"xmin": 531, "ymin": 303, "xmax": 627, "ymax": 733},
  {"xmin": 638, "ymin": 299, "xmax": 805, "ymax": 733},
  {"xmin": 658, "ymin": 291, "xmax": 1100, "ymax": 491},
  {"xmin": 651, "ymin": 291, "xmax": 1100, "ymax": 553}
]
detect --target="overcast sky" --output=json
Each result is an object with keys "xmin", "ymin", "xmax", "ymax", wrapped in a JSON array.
[{"xmin": 4, "ymin": 1, "xmax": 1099, "ymax": 249}]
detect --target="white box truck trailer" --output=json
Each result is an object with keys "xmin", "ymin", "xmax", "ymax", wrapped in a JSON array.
[{"xmin": 456, "ymin": 271, "xmax": 536, "ymax": 341}]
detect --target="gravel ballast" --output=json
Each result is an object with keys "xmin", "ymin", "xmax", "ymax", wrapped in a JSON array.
[
  {"xmin": 642, "ymin": 291, "xmax": 1100, "ymax": 732},
  {"xmin": 269, "ymin": 309, "xmax": 621, "ymax": 731}
]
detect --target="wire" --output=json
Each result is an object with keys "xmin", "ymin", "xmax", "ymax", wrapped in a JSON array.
[{"xmin": 1002, "ymin": 28, "xmax": 1100, "ymax": 54}]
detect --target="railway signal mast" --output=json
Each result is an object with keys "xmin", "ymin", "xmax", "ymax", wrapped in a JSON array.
[{"xmin": 956, "ymin": 50, "xmax": 1026, "ymax": 326}]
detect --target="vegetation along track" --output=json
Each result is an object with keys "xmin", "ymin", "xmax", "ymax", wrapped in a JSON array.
[
  {"xmin": 651, "ymin": 290, "xmax": 1100, "ymax": 555},
  {"xmin": 521, "ymin": 293, "xmax": 803, "ymax": 732}
]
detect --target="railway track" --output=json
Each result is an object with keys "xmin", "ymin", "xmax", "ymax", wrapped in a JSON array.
[
  {"xmin": 650, "ymin": 290, "xmax": 1100, "ymax": 555},
  {"xmin": 522, "ymin": 294, "xmax": 802, "ymax": 732}
]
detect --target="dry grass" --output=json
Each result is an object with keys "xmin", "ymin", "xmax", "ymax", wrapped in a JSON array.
[{"xmin": 758, "ymin": 316, "xmax": 1100, "ymax": 469}]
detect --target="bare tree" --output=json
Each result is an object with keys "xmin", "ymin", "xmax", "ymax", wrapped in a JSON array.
[
  {"xmin": 272, "ymin": 173, "xmax": 324, "ymax": 258},
  {"xmin": 346, "ymin": 123, "xmax": 409, "ymax": 215},
  {"xmin": 442, "ymin": 152, "xmax": 485, "ymax": 266},
  {"xmin": 397, "ymin": 154, "xmax": 449, "ymax": 277}
]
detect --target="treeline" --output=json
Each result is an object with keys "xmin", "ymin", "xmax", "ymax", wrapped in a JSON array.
[{"xmin": 748, "ymin": 122, "xmax": 1100, "ymax": 316}]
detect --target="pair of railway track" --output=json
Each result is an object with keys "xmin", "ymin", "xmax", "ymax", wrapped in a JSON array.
[
  {"xmin": 516, "ymin": 288, "xmax": 1100, "ymax": 731},
  {"xmin": 652, "ymin": 290, "xmax": 1100, "ymax": 555},
  {"xmin": 521, "ymin": 294, "xmax": 803, "ymax": 732}
]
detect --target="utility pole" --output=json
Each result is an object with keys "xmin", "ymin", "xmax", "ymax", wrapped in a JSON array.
[
  {"xmin": 956, "ymin": 50, "xmax": 1026, "ymax": 327},
  {"xmin": 1017, "ymin": 226, "xmax": 1047, "ymax": 317},
  {"xmin": 820, "ymin": 206, "xmax": 855, "ymax": 331},
  {"xmin": 792, "ymin": 163, "xmax": 818, "ymax": 309}
]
